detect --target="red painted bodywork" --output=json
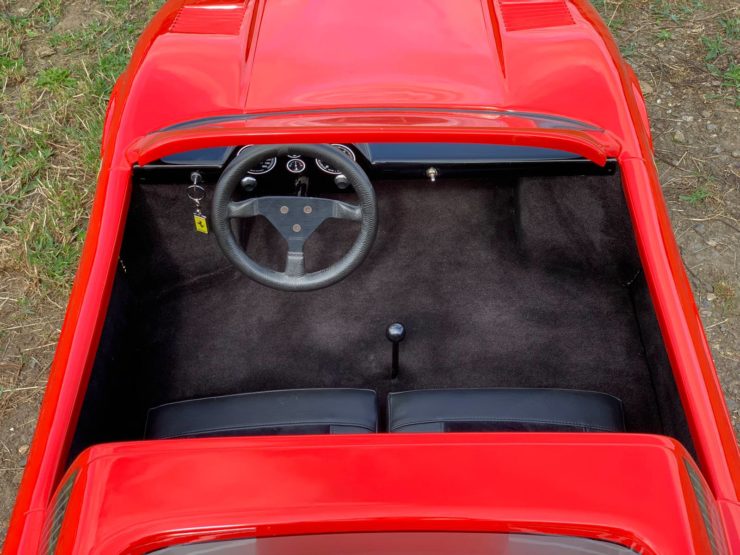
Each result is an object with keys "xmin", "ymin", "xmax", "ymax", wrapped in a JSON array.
[
  {"xmin": 4, "ymin": 0, "xmax": 739, "ymax": 553},
  {"xmin": 40, "ymin": 435, "xmax": 729, "ymax": 554}
]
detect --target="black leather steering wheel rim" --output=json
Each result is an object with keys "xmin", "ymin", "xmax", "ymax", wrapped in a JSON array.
[{"xmin": 212, "ymin": 144, "xmax": 378, "ymax": 291}]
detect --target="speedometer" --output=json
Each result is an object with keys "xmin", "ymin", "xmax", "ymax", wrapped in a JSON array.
[
  {"xmin": 315, "ymin": 144, "xmax": 356, "ymax": 174},
  {"xmin": 236, "ymin": 145, "xmax": 277, "ymax": 175}
]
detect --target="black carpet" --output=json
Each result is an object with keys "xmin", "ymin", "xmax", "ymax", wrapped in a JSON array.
[
  {"xmin": 71, "ymin": 173, "xmax": 692, "ymax": 458},
  {"xmin": 132, "ymin": 175, "xmax": 662, "ymax": 431}
]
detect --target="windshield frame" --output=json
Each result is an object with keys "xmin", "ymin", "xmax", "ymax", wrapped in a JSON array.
[{"xmin": 127, "ymin": 109, "xmax": 621, "ymax": 168}]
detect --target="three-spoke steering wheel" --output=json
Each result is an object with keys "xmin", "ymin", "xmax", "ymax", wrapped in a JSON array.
[{"xmin": 212, "ymin": 144, "xmax": 378, "ymax": 291}]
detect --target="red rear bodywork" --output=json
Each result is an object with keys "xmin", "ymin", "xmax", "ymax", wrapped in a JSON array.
[
  {"xmin": 4, "ymin": 0, "xmax": 739, "ymax": 553},
  {"xmin": 35, "ymin": 435, "xmax": 735, "ymax": 554}
]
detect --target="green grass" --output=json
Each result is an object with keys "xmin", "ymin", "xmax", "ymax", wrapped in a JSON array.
[
  {"xmin": 0, "ymin": 0, "xmax": 163, "ymax": 292},
  {"xmin": 650, "ymin": 0, "xmax": 705, "ymax": 21},
  {"xmin": 720, "ymin": 16, "xmax": 739, "ymax": 40},
  {"xmin": 714, "ymin": 280, "xmax": 738, "ymax": 313},
  {"xmin": 695, "ymin": 11, "xmax": 739, "ymax": 107},
  {"xmin": 679, "ymin": 186, "xmax": 712, "ymax": 204},
  {"xmin": 35, "ymin": 67, "xmax": 77, "ymax": 90},
  {"xmin": 702, "ymin": 35, "xmax": 726, "ymax": 61},
  {"xmin": 723, "ymin": 63, "xmax": 740, "ymax": 88},
  {"xmin": 0, "ymin": 35, "xmax": 25, "ymax": 83}
]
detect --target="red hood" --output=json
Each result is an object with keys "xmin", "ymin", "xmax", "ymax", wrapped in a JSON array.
[{"xmin": 114, "ymin": 0, "xmax": 640, "ymax": 149}]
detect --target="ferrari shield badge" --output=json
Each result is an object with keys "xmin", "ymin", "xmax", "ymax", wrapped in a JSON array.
[{"xmin": 193, "ymin": 213, "xmax": 208, "ymax": 234}]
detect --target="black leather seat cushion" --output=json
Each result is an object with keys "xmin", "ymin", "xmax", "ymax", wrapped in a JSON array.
[
  {"xmin": 146, "ymin": 389, "xmax": 378, "ymax": 439},
  {"xmin": 387, "ymin": 389, "xmax": 625, "ymax": 433}
]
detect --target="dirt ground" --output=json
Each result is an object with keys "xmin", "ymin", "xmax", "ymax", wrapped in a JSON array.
[{"xmin": 0, "ymin": 0, "xmax": 738, "ymax": 543}]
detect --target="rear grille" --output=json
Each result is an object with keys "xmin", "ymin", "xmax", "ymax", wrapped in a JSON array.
[
  {"xmin": 39, "ymin": 470, "xmax": 78, "ymax": 555},
  {"xmin": 498, "ymin": 0, "xmax": 574, "ymax": 31}
]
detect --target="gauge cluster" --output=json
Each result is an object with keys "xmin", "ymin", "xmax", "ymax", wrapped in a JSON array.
[{"xmin": 236, "ymin": 143, "xmax": 358, "ymax": 177}]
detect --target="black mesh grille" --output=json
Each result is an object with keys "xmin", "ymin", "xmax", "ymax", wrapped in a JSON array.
[
  {"xmin": 40, "ymin": 469, "xmax": 78, "ymax": 555},
  {"xmin": 684, "ymin": 460, "xmax": 729, "ymax": 555}
]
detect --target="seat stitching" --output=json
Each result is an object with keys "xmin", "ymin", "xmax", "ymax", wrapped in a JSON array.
[
  {"xmin": 387, "ymin": 388, "xmax": 624, "ymax": 403},
  {"xmin": 149, "ymin": 388, "xmax": 377, "ymax": 410},
  {"xmin": 156, "ymin": 420, "xmax": 375, "ymax": 439},
  {"xmin": 390, "ymin": 416, "xmax": 617, "ymax": 432}
]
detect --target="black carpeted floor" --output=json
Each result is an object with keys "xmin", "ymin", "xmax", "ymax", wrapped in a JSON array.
[
  {"xmin": 70, "ymin": 171, "xmax": 698, "ymax": 462},
  {"xmin": 128, "ymin": 176, "xmax": 664, "ymax": 433}
]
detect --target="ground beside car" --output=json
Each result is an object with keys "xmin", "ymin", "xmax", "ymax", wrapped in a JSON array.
[{"xmin": 0, "ymin": 0, "xmax": 738, "ymax": 542}]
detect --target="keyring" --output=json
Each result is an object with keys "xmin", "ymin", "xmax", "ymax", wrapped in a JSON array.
[{"xmin": 187, "ymin": 183, "xmax": 206, "ymax": 203}]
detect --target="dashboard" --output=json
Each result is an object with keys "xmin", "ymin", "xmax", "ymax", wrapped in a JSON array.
[{"xmin": 134, "ymin": 143, "xmax": 615, "ymax": 186}]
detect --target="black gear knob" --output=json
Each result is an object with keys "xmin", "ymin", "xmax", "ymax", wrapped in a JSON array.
[{"xmin": 386, "ymin": 322, "xmax": 405, "ymax": 379}]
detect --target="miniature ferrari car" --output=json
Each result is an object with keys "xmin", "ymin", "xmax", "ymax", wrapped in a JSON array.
[{"xmin": 5, "ymin": 0, "xmax": 739, "ymax": 553}]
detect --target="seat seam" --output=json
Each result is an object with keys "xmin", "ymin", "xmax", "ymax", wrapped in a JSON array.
[
  {"xmin": 149, "ymin": 388, "xmax": 377, "ymax": 411},
  {"xmin": 390, "ymin": 416, "xmax": 618, "ymax": 432},
  {"xmin": 156, "ymin": 420, "xmax": 375, "ymax": 439},
  {"xmin": 387, "ymin": 388, "xmax": 624, "ymax": 404}
]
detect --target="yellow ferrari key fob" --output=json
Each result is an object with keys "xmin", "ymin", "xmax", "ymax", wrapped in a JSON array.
[{"xmin": 194, "ymin": 212, "xmax": 208, "ymax": 234}]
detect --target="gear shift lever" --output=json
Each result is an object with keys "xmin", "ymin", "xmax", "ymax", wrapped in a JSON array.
[{"xmin": 386, "ymin": 322, "xmax": 406, "ymax": 379}]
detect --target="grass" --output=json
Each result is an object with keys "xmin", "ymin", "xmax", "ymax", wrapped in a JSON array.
[
  {"xmin": 723, "ymin": 63, "xmax": 740, "ymax": 91},
  {"xmin": 0, "ymin": 0, "xmax": 162, "ymax": 295},
  {"xmin": 720, "ymin": 16, "xmax": 739, "ymax": 40},
  {"xmin": 679, "ymin": 185, "xmax": 713, "ymax": 204},
  {"xmin": 649, "ymin": 0, "xmax": 706, "ymax": 23},
  {"xmin": 35, "ymin": 67, "xmax": 77, "ymax": 90},
  {"xmin": 714, "ymin": 280, "xmax": 737, "ymax": 312},
  {"xmin": 605, "ymin": 0, "xmax": 740, "ymax": 105},
  {"xmin": 702, "ymin": 35, "xmax": 726, "ymax": 61},
  {"xmin": 701, "ymin": 13, "xmax": 739, "ymax": 106},
  {"xmin": 0, "ymin": 36, "xmax": 25, "ymax": 83}
]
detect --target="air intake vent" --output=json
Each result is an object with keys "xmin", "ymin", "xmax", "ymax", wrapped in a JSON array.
[
  {"xmin": 170, "ymin": 4, "xmax": 247, "ymax": 35},
  {"xmin": 40, "ymin": 469, "xmax": 78, "ymax": 555},
  {"xmin": 499, "ymin": 0, "xmax": 574, "ymax": 31}
]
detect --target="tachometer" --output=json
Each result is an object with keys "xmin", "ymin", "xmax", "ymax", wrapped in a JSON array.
[
  {"xmin": 316, "ymin": 144, "xmax": 356, "ymax": 174},
  {"xmin": 236, "ymin": 145, "xmax": 277, "ymax": 175}
]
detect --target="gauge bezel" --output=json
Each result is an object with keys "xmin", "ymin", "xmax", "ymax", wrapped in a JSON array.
[
  {"xmin": 286, "ymin": 158, "xmax": 307, "ymax": 174},
  {"xmin": 316, "ymin": 144, "xmax": 356, "ymax": 174},
  {"xmin": 236, "ymin": 145, "xmax": 277, "ymax": 175}
]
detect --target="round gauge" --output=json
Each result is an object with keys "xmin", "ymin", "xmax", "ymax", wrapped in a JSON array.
[
  {"xmin": 316, "ymin": 144, "xmax": 356, "ymax": 175},
  {"xmin": 286, "ymin": 158, "xmax": 307, "ymax": 174},
  {"xmin": 236, "ymin": 145, "xmax": 277, "ymax": 175}
]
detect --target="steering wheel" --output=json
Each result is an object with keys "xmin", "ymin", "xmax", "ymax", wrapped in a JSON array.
[{"xmin": 212, "ymin": 144, "xmax": 378, "ymax": 291}]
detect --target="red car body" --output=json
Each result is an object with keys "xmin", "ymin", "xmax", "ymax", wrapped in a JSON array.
[{"xmin": 4, "ymin": 0, "xmax": 739, "ymax": 553}]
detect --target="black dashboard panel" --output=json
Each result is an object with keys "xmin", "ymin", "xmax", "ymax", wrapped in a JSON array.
[
  {"xmin": 136, "ymin": 143, "xmax": 616, "ymax": 186},
  {"xmin": 160, "ymin": 146, "xmax": 235, "ymax": 166},
  {"xmin": 158, "ymin": 143, "xmax": 582, "ymax": 167},
  {"xmin": 355, "ymin": 143, "xmax": 582, "ymax": 164}
]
